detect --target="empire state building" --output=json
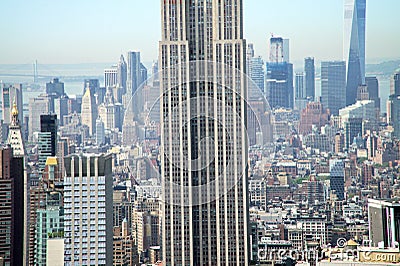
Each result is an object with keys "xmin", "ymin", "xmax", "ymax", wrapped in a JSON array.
[{"xmin": 160, "ymin": 0, "xmax": 249, "ymax": 265}]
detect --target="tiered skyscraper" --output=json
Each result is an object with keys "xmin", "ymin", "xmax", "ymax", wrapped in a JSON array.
[
  {"xmin": 344, "ymin": 0, "xmax": 366, "ymax": 106},
  {"xmin": 160, "ymin": 0, "xmax": 249, "ymax": 264}
]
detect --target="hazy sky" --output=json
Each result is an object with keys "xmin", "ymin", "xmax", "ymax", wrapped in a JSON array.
[{"xmin": 1, "ymin": 0, "xmax": 399, "ymax": 65}]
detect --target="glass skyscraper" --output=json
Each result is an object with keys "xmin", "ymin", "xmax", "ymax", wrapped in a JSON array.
[{"xmin": 344, "ymin": 0, "xmax": 366, "ymax": 106}]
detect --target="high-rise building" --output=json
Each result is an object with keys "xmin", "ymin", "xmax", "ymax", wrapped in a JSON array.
[
  {"xmin": 344, "ymin": 117, "xmax": 363, "ymax": 149},
  {"xmin": 266, "ymin": 62, "xmax": 294, "ymax": 109},
  {"xmin": 329, "ymin": 159, "xmax": 345, "ymax": 200},
  {"xmin": 246, "ymin": 43, "xmax": 264, "ymax": 99},
  {"xmin": 63, "ymin": 154, "xmax": 113, "ymax": 265},
  {"xmin": 304, "ymin": 57, "xmax": 315, "ymax": 100},
  {"xmin": 117, "ymin": 55, "xmax": 127, "ymax": 94},
  {"xmin": 298, "ymin": 102, "xmax": 330, "ymax": 135},
  {"xmin": 95, "ymin": 117, "xmax": 105, "ymax": 146},
  {"xmin": 389, "ymin": 71, "xmax": 400, "ymax": 138},
  {"xmin": 160, "ymin": 1, "xmax": 249, "ymax": 264},
  {"xmin": 344, "ymin": 0, "xmax": 366, "ymax": 106},
  {"xmin": 365, "ymin": 76, "xmax": 380, "ymax": 111},
  {"xmin": 368, "ymin": 199, "xmax": 400, "ymax": 248},
  {"xmin": 46, "ymin": 78, "xmax": 65, "ymax": 98},
  {"xmin": 7, "ymin": 102, "xmax": 27, "ymax": 265},
  {"xmin": 321, "ymin": 61, "xmax": 346, "ymax": 115},
  {"xmin": 0, "ymin": 146, "xmax": 24, "ymax": 266},
  {"xmin": 104, "ymin": 65, "xmax": 118, "ymax": 89},
  {"xmin": 126, "ymin": 51, "xmax": 141, "ymax": 96},
  {"xmin": 1, "ymin": 83, "xmax": 23, "ymax": 125},
  {"xmin": 269, "ymin": 36, "xmax": 289, "ymax": 63},
  {"xmin": 81, "ymin": 87, "xmax": 98, "ymax": 135},
  {"xmin": 295, "ymin": 72, "xmax": 305, "ymax": 100},
  {"xmin": 40, "ymin": 114, "xmax": 58, "ymax": 156},
  {"xmin": 28, "ymin": 94, "xmax": 51, "ymax": 140}
]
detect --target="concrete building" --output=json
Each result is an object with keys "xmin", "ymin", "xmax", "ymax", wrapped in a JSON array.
[
  {"xmin": 0, "ymin": 146, "xmax": 24, "ymax": 266},
  {"xmin": 160, "ymin": 0, "xmax": 249, "ymax": 264},
  {"xmin": 63, "ymin": 154, "xmax": 113, "ymax": 265},
  {"xmin": 81, "ymin": 87, "xmax": 98, "ymax": 135}
]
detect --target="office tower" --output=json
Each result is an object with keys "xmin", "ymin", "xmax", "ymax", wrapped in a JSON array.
[
  {"xmin": 1, "ymin": 83, "xmax": 23, "ymax": 125},
  {"xmin": 95, "ymin": 117, "xmax": 105, "ymax": 145},
  {"xmin": 160, "ymin": 1, "xmax": 249, "ymax": 265},
  {"xmin": 64, "ymin": 154, "xmax": 113, "ymax": 265},
  {"xmin": 365, "ymin": 76, "xmax": 380, "ymax": 111},
  {"xmin": 295, "ymin": 72, "xmax": 305, "ymax": 100},
  {"xmin": 269, "ymin": 36, "xmax": 289, "ymax": 63},
  {"xmin": 28, "ymin": 95, "xmax": 51, "ymax": 140},
  {"xmin": 81, "ymin": 87, "xmax": 98, "ymax": 135},
  {"xmin": 83, "ymin": 79, "xmax": 100, "ymax": 96},
  {"xmin": 329, "ymin": 159, "xmax": 345, "ymax": 200},
  {"xmin": 117, "ymin": 55, "xmax": 127, "ymax": 94},
  {"xmin": 46, "ymin": 78, "xmax": 65, "ymax": 98},
  {"xmin": 126, "ymin": 51, "xmax": 141, "ymax": 96},
  {"xmin": 339, "ymin": 100, "xmax": 376, "ymax": 131},
  {"xmin": 246, "ymin": 43, "xmax": 264, "ymax": 99},
  {"xmin": 304, "ymin": 57, "xmax": 315, "ymax": 100},
  {"xmin": 35, "ymin": 194, "xmax": 63, "ymax": 266},
  {"xmin": 54, "ymin": 95, "xmax": 69, "ymax": 126},
  {"xmin": 368, "ymin": 199, "xmax": 400, "ymax": 248},
  {"xmin": 98, "ymin": 87, "xmax": 122, "ymax": 131},
  {"xmin": 389, "ymin": 71, "xmax": 400, "ymax": 138},
  {"xmin": 344, "ymin": 0, "xmax": 366, "ymax": 106},
  {"xmin": 344, "ymin": 117, "xmax": 363, "ymax": 149},
  {"xmin": 265, "ymin": 62, "xmax": 294, "ymax": 109},
  {"xmin": 321, "ymin": 61, "xmax": 346, "ymax": 115},
  {"xmin": 7, "ymin": 102, "xmax": 28, "ymax": 266},
  {"xmin": 40, "ymin": 114, "xmax": 57, "ymax": 156},
  {"xmin": 0, "ymin": 146, "xmax": 24, "ymax": 266},
  {"xmin": 104, "ymin": 66, "xmax": 118, "ymax": 89},
  {"xmin": 140, "ymin": 63, "xmax": 148, "ymax": 86},
  {"xmin": 391, "ymin": 71, "xmax": 400, "ymax": 95}
]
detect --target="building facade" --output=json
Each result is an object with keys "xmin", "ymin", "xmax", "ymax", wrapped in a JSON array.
[
  {"xmin": 321, "ymin": 61, "xmax": 346, "ymax": 115},
  {"xmin": 63, "ymin": 154, "xmax": 113, "ymax": 265},
  {"xmin": 160, "ymin": 1, "xmax": 249, "ymax": 264},
  {"xmin": 304, "ymin": 57, "xmax": 315, "ymax": 100}
]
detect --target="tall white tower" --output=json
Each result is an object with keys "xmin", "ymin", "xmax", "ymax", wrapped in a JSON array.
[{"xmin": 160, "ymin": 0, "xmax": 249, "ymax": 265}]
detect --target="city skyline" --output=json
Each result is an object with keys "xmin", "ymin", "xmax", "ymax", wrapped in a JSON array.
[{"xmin": 1, "ymin": 0, "xmax": 399, "ymax": 64}]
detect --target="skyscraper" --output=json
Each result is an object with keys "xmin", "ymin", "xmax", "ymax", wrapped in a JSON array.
[
  {"xmin": 295, "ymin": 72, "xmax": 305, "ymax": 100},
  {"xmin": 117, "ymin": 55, "xmax": 127, "ymax": 94},
  {"xmin": 266, "ymin": 62, "xmax": 294, "ymax": 109},
  {"xmin": 329, "ymin": 159, "xmax": 345, "ymax": 200},
  {"xmin": 6, "ymin": 102, "xmax": 27, "ymax": 266},
  {"xmin": 0, "ymin": 146, "xmax": 24, "ymax": 266},
  {"xmin": 81, "ymin": 87, "xmax": 98, "ymax": 135},
  {"xmin": 344, "ymin": 0, "xmax": 366, "ymax": 106},
  {"xmin": 126, "ymin": 51, "xmax": 141, "ymax": 96},
  {"xmin": 246, "ymin": 43, "xmax": 264, "ymax": 99},
  {"xmin": 1, "ymin": 83, "xmax": 23, "ymax": 125},
  {"xmin": 160, "ymin": 1, "xmax": 249, "ymax": 265},
  {"xmin": 304, "ymin": 57, "xmax": 315, "ymax": 100},
  {"xmin": 46, "ymin": 78, "xmax": 65, "ymax": 98},
  {"xmin": 321, "ymin": 61, "xmax": 346, "ymax": 115},
  {"xmin": 28, "ymin": 94, "xmax": 51, "ymax": 140},
  {"xmin": 388, "ymin": 71, "xmax": 400, "ymax": 138},
  {"xmin": 63, "ymin": 154, "xmax": 113, "ymax": 265}
]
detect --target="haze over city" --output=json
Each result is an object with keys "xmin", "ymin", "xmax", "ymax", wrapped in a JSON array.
[{"xmin": 1, "ymin": 0, "xmax": 400, "ymax": 64}]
